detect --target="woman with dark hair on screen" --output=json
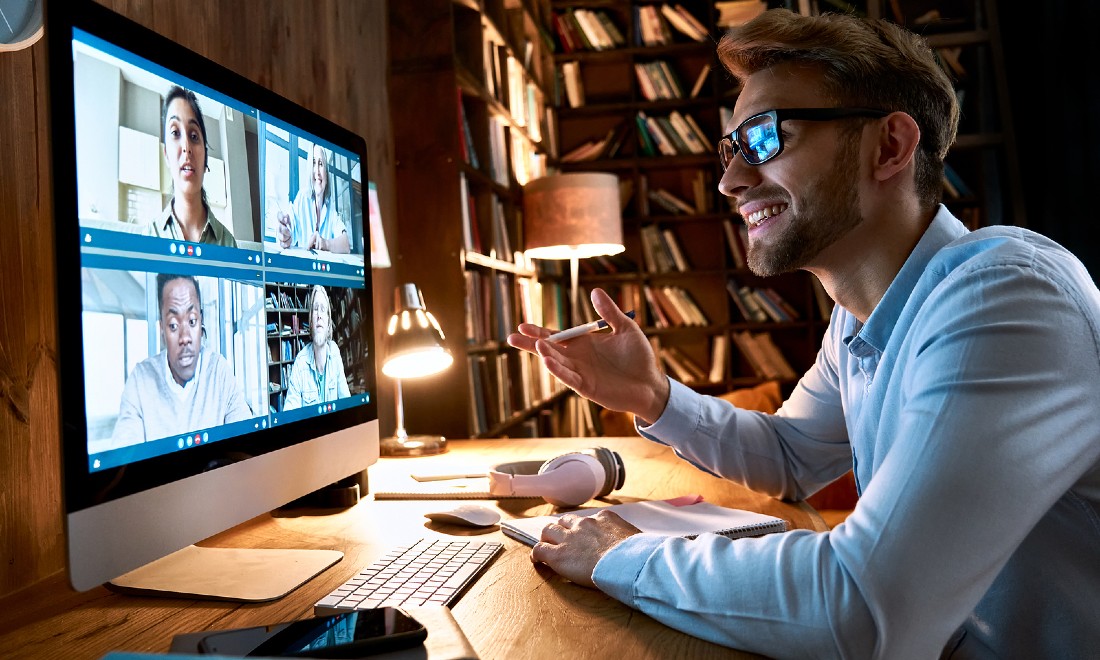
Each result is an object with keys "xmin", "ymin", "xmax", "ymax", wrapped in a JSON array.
[{"xmin": 146, "ymin": 85, "xmax": 237, "ymax": 247}]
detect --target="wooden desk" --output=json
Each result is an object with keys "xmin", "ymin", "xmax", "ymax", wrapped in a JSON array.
[{"xmin": 0, "ymin": 437, "xmax": 824, "ymax": 659}]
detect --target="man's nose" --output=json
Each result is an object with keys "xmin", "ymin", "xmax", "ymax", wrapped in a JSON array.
[{"xmin": 718, "ymin": 155, "xmax": 760, "ymax": 200}]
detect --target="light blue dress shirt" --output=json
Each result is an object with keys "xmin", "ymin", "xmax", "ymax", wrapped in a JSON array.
[
  {"xmin": 288, "ymin": 188, "xmax": 347, "ymax": 250},
  {"xmin": 283, "ymin": 340, "xmax": 351, "ymax": 411},
  {"xmin": 593, "ymin": 207, "xmax": 1100, "ymax": 658}
]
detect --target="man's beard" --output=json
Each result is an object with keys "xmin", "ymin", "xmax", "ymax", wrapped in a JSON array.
[{"xmin": 746, "ymin": 144, "xmax": 863, "ymax": 277}]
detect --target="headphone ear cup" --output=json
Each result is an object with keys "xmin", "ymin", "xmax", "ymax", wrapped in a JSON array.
[
  {"xmin": 537, "ymin": 453, "xmax": 605, "ymax": 507},
  {"xmin": 585, "ymin": 447, "xmax": 626, "ymax": 497}
]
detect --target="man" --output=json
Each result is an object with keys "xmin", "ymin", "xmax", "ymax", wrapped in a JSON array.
[
  {"xmin": 110, "ymin": 273, "xmax": 252, "ymax": 447},
  {"xmin": 283, "ymin": 284, "xmax": 350, "ymax": 410},
  {"xmin": 508, "ymin": 9, "xmax": 1100, "ymax": 658}
]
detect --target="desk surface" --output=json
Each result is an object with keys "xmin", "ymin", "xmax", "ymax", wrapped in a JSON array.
[{"xmin": 0, "ymin": 437, "xmax": 824, "ymax": 660}]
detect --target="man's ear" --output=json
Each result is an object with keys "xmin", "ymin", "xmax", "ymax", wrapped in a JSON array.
[{"xmin": 871, "ymin": 111, "xmax": 921, "ymax": 182}]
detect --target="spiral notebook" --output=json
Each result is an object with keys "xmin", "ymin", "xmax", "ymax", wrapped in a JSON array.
[{"xmin": 500, "ymin": 499, "xmax": 788, "ymax": 546}]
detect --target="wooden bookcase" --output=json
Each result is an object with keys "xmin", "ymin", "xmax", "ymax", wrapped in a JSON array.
[{"xmin": 388, "ymin": 0, "xmax": 577, "ymax": 440}]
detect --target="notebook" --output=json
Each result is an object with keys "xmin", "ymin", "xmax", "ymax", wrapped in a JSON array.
[
  {"xmin": 371, "ymin": 475, "xmax": 539, "ymax": 500},
  {"xmin": 500, "ymin": 499, "xmax": 788, "ymax": 546}
]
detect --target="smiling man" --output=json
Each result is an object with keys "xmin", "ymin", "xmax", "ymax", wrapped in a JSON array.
[
  {"xmin": 507, "ymin": 8, "xmax": 1100, "ymax": 658},
  {"xmin": 109, "ymin": 273, "xmax": 252, "ymax": 448}
]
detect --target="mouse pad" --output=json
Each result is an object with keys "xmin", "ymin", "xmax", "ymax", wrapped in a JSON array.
[{"xmin": 167, "ymin": 606, "xmax": 478, "ymax": 659}]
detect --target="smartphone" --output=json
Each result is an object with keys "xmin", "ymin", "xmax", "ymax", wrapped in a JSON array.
[{"xmin": 198, "ymin": 608, "xmax": 427, "ymax": 657}]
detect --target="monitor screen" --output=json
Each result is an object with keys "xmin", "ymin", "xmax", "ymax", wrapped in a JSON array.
[{"xmin": 47, "ymin": 1, "xmax": 380, "ymax": 595}]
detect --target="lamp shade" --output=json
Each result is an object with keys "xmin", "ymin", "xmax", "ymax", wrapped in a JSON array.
[
  {"xmin": 523, "ymin": 172, "xmax": 625, "ymax": 260},
  {"xmin": 381, "ymin": 283, "xmax": 453, "ymax": 379}
]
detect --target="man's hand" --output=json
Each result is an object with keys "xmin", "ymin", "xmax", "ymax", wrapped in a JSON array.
[
  {"xmin": 531, "ymin": 510, "xmax": 641, "ymax": 588},
  {"xmin": 277, "ymin": 212, "xmax": 292, "ymax": 248},
  {"xmin": 506, "ymin": 288, "xmax": 670, "ymax": 424}
]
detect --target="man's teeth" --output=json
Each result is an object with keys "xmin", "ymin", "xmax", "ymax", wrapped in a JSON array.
[{"xmin": 745, "ymin": 204, "xmax": 787, "ymax": 226}]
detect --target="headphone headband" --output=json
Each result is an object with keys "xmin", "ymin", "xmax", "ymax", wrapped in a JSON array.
[{"xmin": 487, "ymin": 447, "xmax": 625, "ymax": 507}]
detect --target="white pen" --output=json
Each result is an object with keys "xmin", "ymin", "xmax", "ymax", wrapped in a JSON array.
[{"xmin": 546, "ymin": 310, "xmax": 636, "ymax": 343}]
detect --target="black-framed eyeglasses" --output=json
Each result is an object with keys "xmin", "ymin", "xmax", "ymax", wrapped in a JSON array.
[{"xmin": 718, "ymin": 107, "xmax": 889, "ymax": 169}]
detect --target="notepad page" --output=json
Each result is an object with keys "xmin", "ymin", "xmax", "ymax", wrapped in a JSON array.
[{"xmin": 501, "ymin": 500, "xmax": 787, "ymax": 546}]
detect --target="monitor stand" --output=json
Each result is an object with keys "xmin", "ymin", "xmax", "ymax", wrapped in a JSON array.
[{"xmin": 107, "ymin": 545, "xmax": 343, "ymax": 602}]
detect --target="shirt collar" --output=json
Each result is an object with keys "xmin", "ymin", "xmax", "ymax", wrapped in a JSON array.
[
  {"xmin": 855, "ymin": 205, "xmax": 970, "ymax": 352},
  {"xmin": 162, "ymin": 200, "xmax": 221, "ymax": 243}
]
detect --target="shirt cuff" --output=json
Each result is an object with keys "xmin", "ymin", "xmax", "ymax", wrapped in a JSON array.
[
  {"xmin": 591, "ymin": 533, "xmax": 668, "ymax": 605},
  {"xmin": 635, "ymin": 378, "xmax": 700, "ymax": 442}
]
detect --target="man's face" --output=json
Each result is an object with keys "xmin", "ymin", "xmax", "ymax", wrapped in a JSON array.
[
  {"xmin": 718, "ymin": 62, "xmax": 866, "ymax": 277},
  {"xmin": 311, "ymin": 289, "xmax": 330, "ymax": 347},
  {"xmin": 160, "ymin": 278, "xmax": 203, "ymax": 386}
]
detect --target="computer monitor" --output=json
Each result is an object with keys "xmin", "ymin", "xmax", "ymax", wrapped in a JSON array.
[{"xmin": 45, "ymin": 1, "xmax": 380, "ymax": 600}]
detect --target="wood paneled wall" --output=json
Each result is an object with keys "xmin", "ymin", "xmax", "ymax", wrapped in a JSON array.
[{"xmin": 0, "ymin": 0, "xmax": 396, "ymax": 598}]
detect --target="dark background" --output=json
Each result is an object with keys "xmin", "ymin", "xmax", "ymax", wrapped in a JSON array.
[{"xmin": 1001, "ymin": 2, "xmax": 1100, "ymax": 282}]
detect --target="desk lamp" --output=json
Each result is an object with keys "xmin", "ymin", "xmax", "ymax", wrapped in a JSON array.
[
  {"xmin": 380, "ymin": 283, "xmax": 454, "ymax": 457},
  {"xmin": 523, "ymin": 172, "xmax": 625, "ymax": 321}
]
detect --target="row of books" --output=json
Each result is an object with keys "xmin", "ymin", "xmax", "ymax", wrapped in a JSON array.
[
  {"xmin": 732, "ymin": 330, "xmax": 798, "ymax": 380},
  {"xmin": 459, "ymin": 172, "xmax": 522, "ymax": 262},
  {"xmin": 636, "ymin": 4, "xmax": 710, "ymax": 46},
  {"xmin": 264, "ymin": 316, "xmax": 310, "ymax": 337},
  {"xmin": 644, "ymin": 284, "xmax": 708, "ymax": 328},
  {"xmin": 265, "ymin": 288, "xmax": 306, "ymax": 311},
  {"xmin": 466, "ymin": 350, "xmax": 567, "ymax": 436},
  {"xmin": 636, "ymin": 170, "xmax": 710, "ymax": 218},
  {"xmin": 634, "ymin": 60, "xmax": 711, "ymax": 101},
  {"xmin": 722, "ymin": 218, "xmax": 749, "ymax": 269},
  {"xmin": 715, "ymin": 0, "xmax": 767, "ymax": 28},
  {"xmin": 551, "ymin": 8, "xmax": 625, "ymax": 53},
  {"xmin": 464, "ymin": 270, "xmax": 514, "ymax": 344},
  {"xmin": 726, "ymin": 279, "xmax": 801, "ymax": 324},
  {"xmin": 268, "ymin": 337, "xmax": 306, "ymax": 364},
  {"xmin": 636, "ymin": 110, "xmax": 712, "ymax": 157},
  {"xmin": 651, "ymin": 329, "xmax": 798, "ymax": 386},
  {"xmin": 639, "ymin": 223, "xmax": 691, "ymax": 273},
  {"xmin": 464, "ymin": 266, "xmax": 567, "ymax": 345}
]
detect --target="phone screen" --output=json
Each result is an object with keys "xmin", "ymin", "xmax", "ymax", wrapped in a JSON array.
[{"xmin": 199, "ymin": 609, "xmax": 426, "ymax": 657}]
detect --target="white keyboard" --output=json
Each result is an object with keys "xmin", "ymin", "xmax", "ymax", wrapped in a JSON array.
[{"xmin": 314, "ymin": 538, "xmax": 503, "ymax": 614}]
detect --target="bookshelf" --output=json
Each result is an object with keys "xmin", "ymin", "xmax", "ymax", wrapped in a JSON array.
[
  {"xmin": 552, "ymin": 0, "xmax": 830, "ymax": 395},
  {"xmin": 389, "ymin": 0, "xmax": 580, "ymax": 439}
]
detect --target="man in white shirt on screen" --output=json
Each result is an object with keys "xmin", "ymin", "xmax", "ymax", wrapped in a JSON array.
[{"xmin": 109, "ymin": 273, "xmax": 252, "ymax": 448}]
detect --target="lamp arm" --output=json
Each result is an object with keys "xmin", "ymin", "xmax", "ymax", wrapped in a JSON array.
[{"xmin": 393, "ymin": 378, "xmax": 408, "ymax": 441}]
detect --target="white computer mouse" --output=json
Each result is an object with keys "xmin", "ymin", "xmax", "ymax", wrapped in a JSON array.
[{"xmin": 424, "ymin": 504, "xmax": 501, "ymax": 528}]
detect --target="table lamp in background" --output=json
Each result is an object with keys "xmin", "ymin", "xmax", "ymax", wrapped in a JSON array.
[
  {"xmin": 380, "ymin": 283, "xmax": 454, "ymax": 457},
  {"xmin": 523, "ymin": 172, "xmax": 625, "ymax": 321}
]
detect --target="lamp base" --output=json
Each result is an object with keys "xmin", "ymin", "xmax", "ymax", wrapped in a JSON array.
[{"xmin": 380, "ymin": 434, "xmax": 448, "ymax": 457}]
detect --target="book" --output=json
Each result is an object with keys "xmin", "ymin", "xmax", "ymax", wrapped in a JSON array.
[
  {"xmin": 500, "ymin": 499, "xmax": 788, "ymax": 546},
  {"xmin": 689, "ymin": 62, "xmax": 711, "ymax": 98}
]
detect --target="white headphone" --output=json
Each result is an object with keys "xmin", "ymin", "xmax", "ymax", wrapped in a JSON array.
[{"xmin": 487, "ymin": 447, "xmax": 626, "ymax": 507}]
